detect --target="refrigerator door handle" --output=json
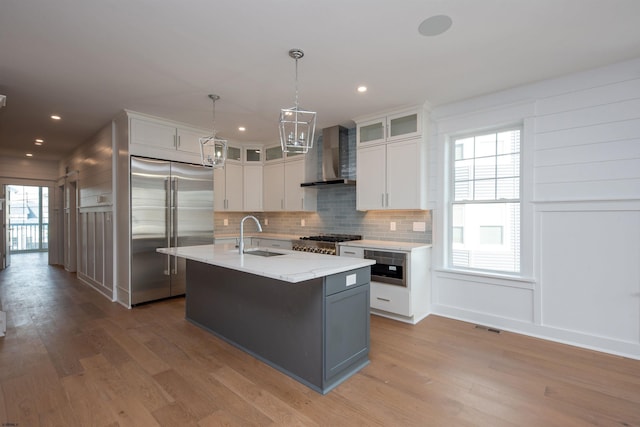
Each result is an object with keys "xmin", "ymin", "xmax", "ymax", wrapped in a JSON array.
[
  {"xmin": 163, "ymin": 177, "xmax": 171, "ymax": 275},
  {"xmin": 171, "ymin": 177, "xmax": 178, "ymax": 274}
]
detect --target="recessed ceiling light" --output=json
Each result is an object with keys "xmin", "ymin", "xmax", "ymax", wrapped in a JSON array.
[
  {"xmin": 357, "ymin": 86, "xmax": 368, "ymax": 93},
  {"xmin": 26, "ymin": 153, "xmax": 33, "ymax": 157},
  {"xmin": 418, "ymin": 14, "xmax": 453, "ymax": 37},
  {"xmin": 35, "ymin": 141, "xmax": 43, "ymax": 146},
  {"xmin": 50, "ymin": 115, "xmax": 61, "ymax": 120},
  {"xmin": 35, "ymin": 138, "xmax": 44, "ymax": 145},
  {"xmin": 238, "ymin": 126, "xmax": 246, "ymax": 132}
]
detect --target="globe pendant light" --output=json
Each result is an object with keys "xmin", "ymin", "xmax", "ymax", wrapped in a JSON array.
[
  {"xmin": 200, "ymin": 94, "xmax": 228, "ymax": 168},
  {"xmin": 279, "ymin": 49, "xmax": 316, "ymax": 154}
]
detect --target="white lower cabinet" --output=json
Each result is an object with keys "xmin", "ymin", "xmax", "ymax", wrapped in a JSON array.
[
  {"xmin": 340, "ymin": 243, "xmax": 431, "ymax": 324},
  {"xmin": 356, "ymin": 137, "xmax": 427, "ymax": 210},
  {"xmin": 370, "ymin": 283, "xmax": 411, "ymax": 317}
]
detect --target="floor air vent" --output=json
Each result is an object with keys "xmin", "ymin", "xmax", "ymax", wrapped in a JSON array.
[{"xmin": 474, "ymin": 324, "xmax": 502, "ymax": 334}]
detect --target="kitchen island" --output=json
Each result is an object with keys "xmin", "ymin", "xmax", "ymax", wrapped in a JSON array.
[{"xmin": 157, "ymin": 244, "xmax": 375, "ymax": 394}]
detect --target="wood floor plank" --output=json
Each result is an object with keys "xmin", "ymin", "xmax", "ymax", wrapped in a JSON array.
[
  {"xmin": 152, "ymin": 369, "xmax": 219, "ymax": 419},
  {"xmin": 1, "ymin": 374, "xmax": 40, "ymax": 427},
  {"xmin": 96, "ymin": 318, "xmax": 172, "ymax": 376},
  {"xmin": 152, "ymin": 401, "xmax": 200, "ymax": 427},
  {"xmin": 213, "ymin": 365, "xmax": 318, "ymax": 426}
]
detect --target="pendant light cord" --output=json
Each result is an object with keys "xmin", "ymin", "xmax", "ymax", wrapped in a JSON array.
[
  {"xmin": 294, "ymin": 57, "xmax": 299, "ymax": 110},
  {"xmin": 208, "ymin": 94, "xmax": 220, "ymax": 136}
]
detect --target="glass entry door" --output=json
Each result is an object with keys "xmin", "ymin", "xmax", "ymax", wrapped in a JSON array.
[{"xmin": 7, "ymin": 185, "xmax": 49, "ymax": 253}]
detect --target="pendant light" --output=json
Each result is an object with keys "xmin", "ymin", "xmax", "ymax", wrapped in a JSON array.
[
  {"xmin": 200, "ymin": 94, "xmax": 228, "ymax": 168},
  {"xmin": 279, "ymin": 49, "xmax": 316, "ymax": 154}
]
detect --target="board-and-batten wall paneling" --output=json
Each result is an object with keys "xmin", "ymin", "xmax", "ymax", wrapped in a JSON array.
[
  {"xmin": 431, "ymin": 58, "xmax": 640, "ymax": 359},
  {"xmin": 62, "ymin": 122, "xmax": 115, "ymax": 300}
]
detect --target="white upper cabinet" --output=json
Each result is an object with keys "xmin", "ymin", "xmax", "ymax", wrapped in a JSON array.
[
  {"xmin": 355, "ymin": 105, "xmax": 429, "ymax": 211},
  {"xmin": 284, "ymin": 159, "xmax": 315, "ymax": 211},
  {"xmin": 356, "ymin": 108, "xmax": 422, "ymax": 146},
  {"xmin": 265, "ymin": 145, "xmax": 284, "ymax": 163},
  {"xmin": 356, "ymin": 144, "xmax": 387, "ymax": 209},
  {"xmin": 214, "ymin": 163, "xmax": 243, "ymax": 211},
  {"xmin": 226, "ymin": 145, "xmax": 242, "ymax": 163},
  {"xmin": 263, "ymin": 157, "xmax": 316, "ymax": 212},
  {"xmin": 263, "ymin": 162, "xmax": 285, "ymax": 211},
  {"xmin": 244, "ymin": 146, "xmax": 263, "ymax": 163},
  {"xmin": 130, "ymin": 116, "xmax": 207, "ymax": 158},
  {"xmin": 175, "ymin": 127, "xmax": 205, "ymax": 154},
  {"xmin": 243, "ymin": 164, "xmax": 263, "ymax": 211},
  {"xmin": 357, "ymin": 138, "xmax": 427, "ymax": 211}
]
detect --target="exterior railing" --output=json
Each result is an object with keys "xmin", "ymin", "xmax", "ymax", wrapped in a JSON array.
[{"xmin": 10, "ymin": 222, "xmax": 48, "ymax": 251}]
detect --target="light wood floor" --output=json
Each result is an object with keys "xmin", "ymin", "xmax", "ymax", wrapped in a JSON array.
[{"xmin": 1, "ymin": 253, "xmax": 638, "ymax": 426}]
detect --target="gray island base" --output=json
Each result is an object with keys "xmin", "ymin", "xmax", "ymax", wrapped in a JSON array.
[{"xmin": 185, "ymin": 259, "xmax": 371, "ymax": 394}]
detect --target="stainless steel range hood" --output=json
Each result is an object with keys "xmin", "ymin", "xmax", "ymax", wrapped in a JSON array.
[{"xmin": 301, "ymin": 125, "xmax": 355, "ymax": 187}]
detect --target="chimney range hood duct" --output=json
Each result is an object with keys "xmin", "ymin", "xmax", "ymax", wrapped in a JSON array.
[{"xmin": 301, "ymin": 125, "xmax": 355, "ymax": 187}]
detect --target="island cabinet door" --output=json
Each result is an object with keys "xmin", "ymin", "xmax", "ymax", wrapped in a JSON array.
[{"xmin": 324, "ymin": 269, "xmax": 370, "ymax": 383}]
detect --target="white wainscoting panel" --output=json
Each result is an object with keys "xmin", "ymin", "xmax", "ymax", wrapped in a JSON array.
[
  {"xmin": 434, "ymin": 273, "xmax": 534, "ymax": 323},
  {"xmin": 540, "ymin": 210, "xmax": 640, "ymax": 344}
]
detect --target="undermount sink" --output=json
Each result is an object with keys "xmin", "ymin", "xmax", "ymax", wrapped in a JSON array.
[{"xmin": 243, "ymin": 249, "xmax": 286, "ymax": 257}]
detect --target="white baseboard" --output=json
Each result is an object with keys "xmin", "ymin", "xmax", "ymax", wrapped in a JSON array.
[{"xmin": 432, "ymin": 304, "xmax": 640, "ymax": 360}]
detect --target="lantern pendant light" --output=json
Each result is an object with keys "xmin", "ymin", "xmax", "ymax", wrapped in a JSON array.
[
  {"xmin": 200, "ymin": 94, "xmax": 228, "ymax": 168},
  {"xmin": 279, "ymin": 49, "xmax": 316, "ymax": 154}
]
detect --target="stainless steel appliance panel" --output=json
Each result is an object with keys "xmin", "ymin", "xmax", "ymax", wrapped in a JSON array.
[
  {"xmin": 170, "ymin": 162, "xmax": 214, "ymax": 296},
  {"xmin": 130, "ymin": 157, "xmax": 214, "ymax": 304},
  {"xmin": 364, "ymin": 250, "xmax": 406, "ymax": 287},
  {"xmin": 131, "ymin": 157, "xmax": 171, "ymax": 304}
]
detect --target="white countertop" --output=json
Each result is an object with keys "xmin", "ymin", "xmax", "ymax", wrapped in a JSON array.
[
  {"xmin": 338, "ymin": 240, "xmax": 432, "ymax": 252},
  {"xmin": 158, "ymin": 244, "xmax": 375, "ymax": 283}
]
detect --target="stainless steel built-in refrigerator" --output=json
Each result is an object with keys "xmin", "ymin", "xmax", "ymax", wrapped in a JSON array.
[{"xmin": 130, "ymin": 157, "xmax": 213, "ymax": 305}]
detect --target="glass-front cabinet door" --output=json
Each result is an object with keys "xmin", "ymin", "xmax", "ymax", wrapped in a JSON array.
[
  {"xmin": 244, "ymin": 147, "xmax": 263, "ymax": 163},
  {"xmin": 387, "ymin": 110, "xmax": 421, "ymax": 142},
  {"xmin": 357, "ymin": 118, "xmax": 385, "ymax": 145},
  {"xmin": 356, "ymin": 108, "xmax": 422, "ymax": 145},
  {"xmin": 227, "ymin": 145, "xmax": 242, "ymax": 162},
  {"xmin": 265, "ymin": 145, "xmax": 284, "ymax": 162}
]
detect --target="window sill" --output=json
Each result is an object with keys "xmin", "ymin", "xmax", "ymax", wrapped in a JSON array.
[{"xmin": 433, "ymin": 267, "xmax": 536, "ymax": 290}]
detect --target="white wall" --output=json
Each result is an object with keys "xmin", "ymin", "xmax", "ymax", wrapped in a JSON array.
[
  {"xmin": 430, "ymin": 57, "xmax": 640, "ymax": 359},
  {"xmin": 60, "ymin": 122, "xmax": 115, "ymax": 300}
]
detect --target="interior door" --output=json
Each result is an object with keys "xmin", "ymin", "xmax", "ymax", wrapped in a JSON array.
[{"xmin": 171, "ymin": 162, "xmax": 214, "ymax": 296}]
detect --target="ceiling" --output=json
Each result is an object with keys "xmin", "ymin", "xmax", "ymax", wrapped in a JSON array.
[{"xmin": 1, "ymin": 0, "xmax": 640, "ymax": 161}]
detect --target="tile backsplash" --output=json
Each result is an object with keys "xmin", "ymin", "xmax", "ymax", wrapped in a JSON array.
[{"xmin": 215, "ymin": 185, "xmax": 431, "ymax": 243}]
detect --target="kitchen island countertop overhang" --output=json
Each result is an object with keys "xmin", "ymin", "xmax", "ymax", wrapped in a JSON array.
[{"xmin": 157, "ymin": 243, "xmax": 375, "ymax": 283}]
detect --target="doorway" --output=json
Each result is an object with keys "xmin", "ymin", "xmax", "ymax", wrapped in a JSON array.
[{"xmin": 3, "ymin": 185, "xmax": 49, "ymax": 269}]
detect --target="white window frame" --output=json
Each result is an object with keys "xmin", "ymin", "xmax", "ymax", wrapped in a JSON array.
[{"xmin": 447, "ymin": 125, "xmax": 523, "ymax": 275}]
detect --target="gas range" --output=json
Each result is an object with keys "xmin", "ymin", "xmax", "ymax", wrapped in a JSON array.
[{"xmin": 292, "ymin": 234, "xmax": 362, "ymax": 255}]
